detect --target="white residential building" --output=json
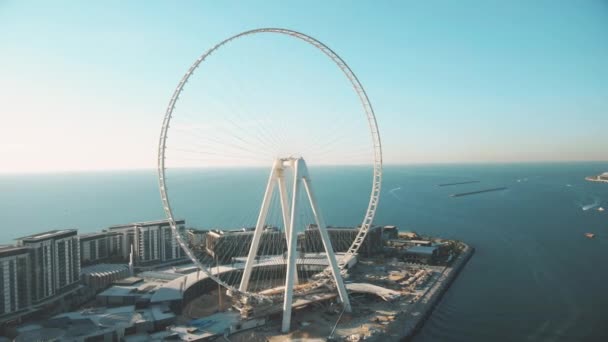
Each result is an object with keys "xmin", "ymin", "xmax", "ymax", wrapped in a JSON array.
[
  {"xmin": 106, "ymin": 220, "xmax": 186, "ymax": 267},
  {"xmin": 15, "ymin": 229, "xmax": 80, "ymax": 303},
  {"xmin": 0, "ymin": 245, "xmax": 30, "ymax": 316}
]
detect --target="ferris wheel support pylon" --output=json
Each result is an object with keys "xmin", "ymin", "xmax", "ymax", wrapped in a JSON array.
[{"xmin": 238, "ymin": 157, "xmax": 351, "ymax": 332}]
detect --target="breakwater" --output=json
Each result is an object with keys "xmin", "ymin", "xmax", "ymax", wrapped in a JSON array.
[
  {"xmin": 438, "ymin": 181, "xmax": 480, "ymax": 187},
  {"xmin": 403, "ymin": 244, "xmax": 474, "ymax": 341},
  {"xmin": 450, "ymin": 187, "xmax": 507, "ymax": 197}
]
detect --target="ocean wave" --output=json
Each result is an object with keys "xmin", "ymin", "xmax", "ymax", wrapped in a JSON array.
[
  {"xmin": 389, "ymin": 186, "xmax": 403, "ymax": 201},
  {"xmin": 581, "ymin": 199, "xmax": 600, "ymax": 211}
]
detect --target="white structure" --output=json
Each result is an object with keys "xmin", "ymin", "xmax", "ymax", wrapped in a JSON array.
[
  {"xmin": 239, "ymin": 157, "xmax": 351, "ymax": 332},
  {"xmin": 16, "ymin": 230, "xmax": 80, "ymax": 303},
  {"xmin": 0, "ymin": 245, "xmax": 30, "ymax": 316}
]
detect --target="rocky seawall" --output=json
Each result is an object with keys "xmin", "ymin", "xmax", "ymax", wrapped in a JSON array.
[{"xmin": 373, "ymin": 243, "xmax": 474, "ymax": 341}]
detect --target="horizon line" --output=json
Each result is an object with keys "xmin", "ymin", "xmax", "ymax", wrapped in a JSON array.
[{"xmin": 1, "ymin": 159, "xmax": 607, "ymax": 175}]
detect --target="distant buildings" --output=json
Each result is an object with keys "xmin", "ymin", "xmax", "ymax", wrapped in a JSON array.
[
  {"xmin": 80, "ymin": 232, "xmax": 110, "ymax": 265},
  {"xmin": 302, "ymin": 225, "xmax": 384, "ymax": 257},
  {"xmin": 80, "ymin": 230, "xmax": 130, "ymax": 266},
  {"xmin": 204, "ymin": 225, "xmax": 388, "ymax": 263},
  {"xmin": 1, "ymin": 220, "xmax": 187, "ymax": 326},
  {"xmin": 585, "ymin": 172, "xmax": 608, "ymax": 183},
  {"xmin": 106, "ymin": 219, "xmax": 186, "ymax": 268},
  {"xmin": 205, "ymin": 228, "xmax": 286, "ymax": 262},
  {"xmin": 80, "ymin": 219, "xmax": 190, "ymax": 270}
]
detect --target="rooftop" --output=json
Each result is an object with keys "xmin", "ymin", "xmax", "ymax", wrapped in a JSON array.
[
  {"xmin": 81, "ymin": 263, "xmax": 130, "ymax": 276},
  {"xmin": 15, "ymin": 229, "xmax": 77, "ymax": 242},
  {"xmin": 113, "ymin": 277, "xmax": 144, "ymax": 286},
  {"xmin": 0, "ymin": 245, "xmax": 30, "ymax": 257},
  {"xmin": 150, "ymin": 254, "xmax": 355, "ymax": 304},
  {"xmin": 15, "ymin": 305, "xmax": 176, "ymax": 341},
  {"xmin": 406, "ymin": 245, "xmax": 438, "ymax": 255},
  {"xmin": 124, "ymin": 312, "xmax": 245, "ymax": 342},
  {"xmin": 79, "ymin": 231, "xmax": 109, "ymax": 241}
]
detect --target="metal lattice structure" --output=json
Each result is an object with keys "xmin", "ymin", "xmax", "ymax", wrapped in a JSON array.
[{"xmin": 157, "ymin": 28, "xmax": 382, "ymax": 306}]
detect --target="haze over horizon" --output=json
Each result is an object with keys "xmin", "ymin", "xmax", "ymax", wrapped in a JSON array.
[{"xmin": 1, "ymin": 1, "xmax": 607, "ymax": 173}]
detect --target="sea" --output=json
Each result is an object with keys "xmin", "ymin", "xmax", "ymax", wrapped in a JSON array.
[{"xmin": 1, "ymin": 162, "xmax": 607, "ymax": 341}]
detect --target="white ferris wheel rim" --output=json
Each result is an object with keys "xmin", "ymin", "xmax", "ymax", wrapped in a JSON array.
[{"xmin": 157, "ymin": 28, "xmax": 382, "ymax": 298}]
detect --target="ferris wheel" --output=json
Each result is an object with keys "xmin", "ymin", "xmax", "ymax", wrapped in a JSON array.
[{"xmin": 157, "ymin": 28, "xmax": 382, "ymax": 332}]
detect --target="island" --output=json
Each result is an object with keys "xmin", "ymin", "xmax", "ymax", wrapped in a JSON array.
[
  {"xmin": 1, "ymin": 223, "xmax": 473, "ymax": 342},
  {"xmin": 585, "ymin": 172, "xmax": 608, "ymax": 183}
]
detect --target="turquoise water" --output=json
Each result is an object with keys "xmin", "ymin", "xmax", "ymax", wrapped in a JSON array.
[{"xmin": 1, "ymin": 162, "xmax": 608, "ymax": 341}]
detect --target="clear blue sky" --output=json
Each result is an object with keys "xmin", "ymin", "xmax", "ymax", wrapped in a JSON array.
[{"xmin": 1, "ymin": 0, "xmax": 607, "ymax": 172}]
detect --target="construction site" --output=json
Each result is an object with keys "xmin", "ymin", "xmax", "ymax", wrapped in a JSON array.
[{"xmin": 173, "ymin": 227, "xmax": 474, "ymax": 342}]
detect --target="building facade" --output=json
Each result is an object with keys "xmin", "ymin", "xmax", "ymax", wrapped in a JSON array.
[
  {"xmin": 0, "ymin": 246, "xmax": 31, "ymax": 316},
  {"xmin": 205, "ymin": 228, "xmax": 286, "ymax": 263},
  {"xmin": 80, "ymin": 232, "xmax": 109, "ymax": 266},
  {"xmin": 15, "ymin": 230, "xmax": 80, "ymax": 303},
  {"xmin": 301, "ymin": 225, "xmax": 383, "ymax": 257},
  {"xmin": 106, "ymin": 220, "xmax": 186, "ymax": 267}
]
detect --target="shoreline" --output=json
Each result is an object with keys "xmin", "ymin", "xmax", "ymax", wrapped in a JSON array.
[
  {"xmin": 372, "ymin": 243, "xmax": 474, "ymax": 341},
  {"xmin": 404, "ymin": 243, "xmax": 474, "ymax": 341}
]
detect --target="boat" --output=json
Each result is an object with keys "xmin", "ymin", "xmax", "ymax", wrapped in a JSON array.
[
  {"xmin": 585, "ymin": 233, "xmax": 595, "ymax": 238},
  {"xmin": 598, "ymin": 207, "xmax": 605, "ymax": 212}
]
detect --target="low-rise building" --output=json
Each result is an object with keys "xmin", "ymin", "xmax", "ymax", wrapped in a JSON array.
[
  {"xmin": 403, "ymin": 245, "xmax": 439, "ymax": 264},
  {"xmin": 81, "ymin": 264, "xmax": 131, "ymax": 291},
  {"xmin": 382, "ymin": 225, "xmax": 399, "ymax": 240},
  {"xmin": 13, "ymin": 305, "xmax": 175, "ymax": 341}
]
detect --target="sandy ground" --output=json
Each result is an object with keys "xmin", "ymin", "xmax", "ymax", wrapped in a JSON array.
[{"xmin": 178, "ymin": 288, "xmax": 232, "ymax": 324}]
